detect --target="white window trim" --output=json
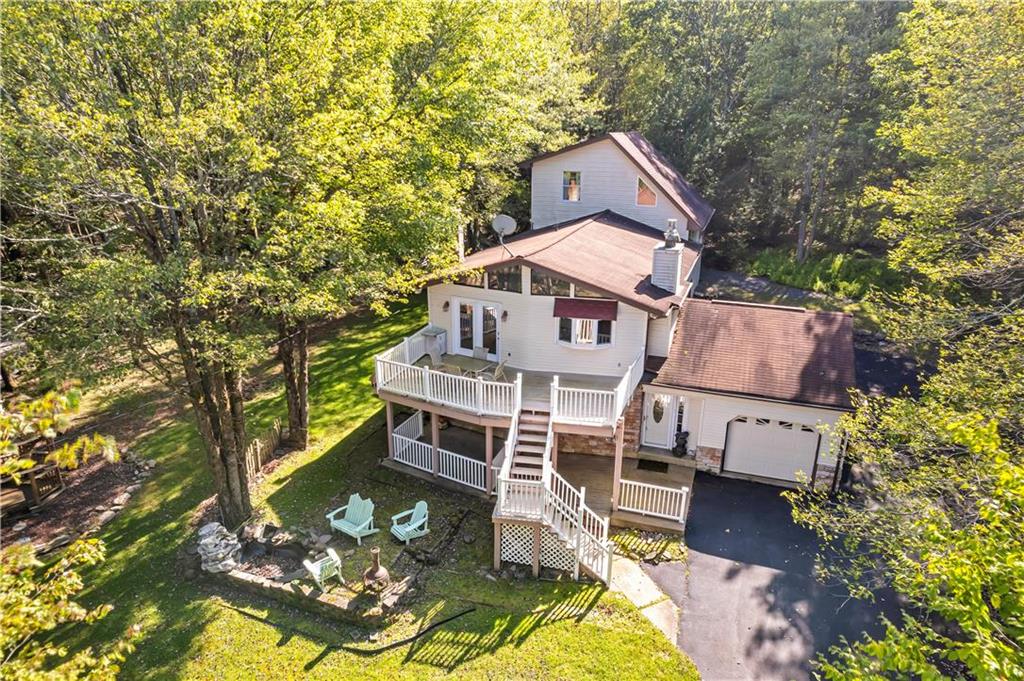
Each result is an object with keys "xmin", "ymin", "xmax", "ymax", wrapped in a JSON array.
[
  {"xmin": 556, "ymin": 317, "xmax": 614, "ymax": 349},
  {"xmin": 635, "ymin": 174, "xmax": 657, "ymax": 207},
  {"xmin": 562, "ymin": 170, "xmax": 582, "ymax": 203}
]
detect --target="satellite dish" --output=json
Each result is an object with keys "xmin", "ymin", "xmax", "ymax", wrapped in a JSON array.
[{"xmin": 491, "ymin": 214, "xmax": 517, "ymax": 242}]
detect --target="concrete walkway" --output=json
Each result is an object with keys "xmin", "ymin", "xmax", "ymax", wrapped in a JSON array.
[{"xmin": 609, "ymin": 554, "xmax": 679, "ymax": 643}]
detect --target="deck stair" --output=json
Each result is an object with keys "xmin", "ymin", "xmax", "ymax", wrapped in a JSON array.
[
  {"xmin": 496, "ymin": 404, "xmax": 614, "ymax": 583},
  {"xmin": 508, "ymin": 409, "xmax": 550, "ymax": 480}
]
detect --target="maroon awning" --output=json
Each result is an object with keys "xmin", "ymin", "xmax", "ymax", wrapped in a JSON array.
[{"xmin": 552, "ymin": 298, "xmax": 618, "ymax": 321}]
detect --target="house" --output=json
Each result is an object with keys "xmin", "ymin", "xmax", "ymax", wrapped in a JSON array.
[{"xmin": 373, "ymin": 132, "xmax": 856, "ymax": 584}]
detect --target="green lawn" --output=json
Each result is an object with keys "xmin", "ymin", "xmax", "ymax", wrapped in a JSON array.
[{"xmin": 63, "ymin": 299, "xmax": 698, "ymax": 680}]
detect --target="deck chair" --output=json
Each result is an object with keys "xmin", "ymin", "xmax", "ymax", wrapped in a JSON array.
[
  {"xmin": 390, "ymin": 501, "xmax": 429, "ymax": 545},
  {"xmin": 303, "ymin": 547, "xmax": 344, "ymax": 590},
  {"xmin": 478, "ymin": 359, "xmax": 508, "ymax": 382},
  {"xmin": 326, "ymin": 493, "xmax": 379, "ymax": 545}
]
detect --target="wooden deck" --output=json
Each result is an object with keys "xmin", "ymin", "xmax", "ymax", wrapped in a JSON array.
[{"xmin": 555, "ymin": 453, "xmax": 695, "ymax": 532}]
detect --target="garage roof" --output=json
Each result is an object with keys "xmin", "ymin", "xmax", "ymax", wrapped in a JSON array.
[{"xmin": 652, "ymin": 299, "xmax": 857, "ymax": 410}]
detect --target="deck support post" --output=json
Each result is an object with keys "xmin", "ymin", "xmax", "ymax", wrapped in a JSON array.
[
  {"xmin": 385, "ymin": 401, "xmax": 395, "ymax": 459},
  {"xmin": 484, "ymin": 424, "xmax": 494, "ymax": 493},
  {"xmin": 431, "ymin": 410, "xmax": 440, "ymax": 478},
  {"xmin": 493, "ymin": 522, "xmax": 502, "ymax": 571},
  {"xmin": 532, "ymin": 524, "xmax": 542, "ymax": 577},
  {"xmin": 550, "ymin": 431, "xmax": 559, "ymax": 470},
  {"xmin": 611, "ymin": 420, "xmax": 625, "ymax": 511}
]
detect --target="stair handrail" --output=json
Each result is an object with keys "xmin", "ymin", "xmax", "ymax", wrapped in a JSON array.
[{"xmin": 495, "ymin": 373, "xmax": 524, "ymax": 510}]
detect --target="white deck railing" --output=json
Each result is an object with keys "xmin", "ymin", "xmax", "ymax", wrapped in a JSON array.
[
  {"xmin": 549, "ymin": 350, "xmax": 645, "ymax": 428},
  {"xmin": 439, "ymin": 448, "xmax": 487, "ymax": 492},
  {"xmin": 375, "ymin": 334, "xmax": 519, "ymax": 418},
  {"xmin": 619, "ymin": 479, "xmax": 689, "ymax": 524},
  {"xmin": 392, "ymin": 434, "xmax": 433, "ymax": 473}
]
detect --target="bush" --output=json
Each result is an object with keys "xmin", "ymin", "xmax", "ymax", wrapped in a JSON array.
[{"xmin": 747, "ymin": 248, "xmax": 903, "ymax": 299}]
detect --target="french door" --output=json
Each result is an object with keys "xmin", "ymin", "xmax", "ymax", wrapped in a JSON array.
[{"xmin": 452, "ymin": 299, "xmax": 500, "ymax": 361}]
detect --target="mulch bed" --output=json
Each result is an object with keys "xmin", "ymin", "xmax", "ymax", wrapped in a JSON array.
[{"xmin": 5, "ymin": 455, "xmax": 140, "ymax": 548}]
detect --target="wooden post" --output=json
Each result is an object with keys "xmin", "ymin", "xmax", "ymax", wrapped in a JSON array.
[
  {"xmin": 493, "ymin": 522, "xmax": 502, "ymax": 571},
  {"xmin": 484, "ymin": 424, "xmax": 494, "ymax": 493},
  {"xmin": 611, "ymin": 420, "xmax": 625, "ymax": 511},
  {"xmin": 431, "ymin": 410, "xmax": 441, "ymax": 477},
  {"xmin": 385, "ymin": 401, "xmax": 395, "ymax": 459},
  {"xmin": 532, "ymin": 523, "xmax": 542, "ymax": 577}
]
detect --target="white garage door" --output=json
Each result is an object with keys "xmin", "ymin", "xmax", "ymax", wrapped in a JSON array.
[{"xmin": 724, "ymin": 417, "xmax": 820, "ymax": 483}]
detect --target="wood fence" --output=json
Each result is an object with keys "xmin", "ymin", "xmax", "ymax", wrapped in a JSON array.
[{"xmin": 244, "ymin": 418, "xmax": 283, "ymax": 482}]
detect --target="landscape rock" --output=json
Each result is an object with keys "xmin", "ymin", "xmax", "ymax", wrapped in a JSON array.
[
  {"xmin": 113, "ymin": 492, "xmax": 132, "ymax": 506},
  {"xmin": 125, "ymin": 484, "xmax": 141, "ymax": 493},
  {"xmin": 462, "ymin": 532, "xmax": 475, "ymax": 544},
  {"xmin": 12, "ymin": 521, "xmax": 27, "ymax": 532},
  {"xmin": 97, "ymin": 510, "xmax": 117, "ymax": 526},
  {"xmin": 93, "ymin": 505, "xmax": 107, "ymax": 513},
  {"xmin": 38, "ymin": 532, "xmax": 76, "ymax": 554},
  {"xmin": 197, "ymin": 523, "xmax": 242, "ymax": 573}
]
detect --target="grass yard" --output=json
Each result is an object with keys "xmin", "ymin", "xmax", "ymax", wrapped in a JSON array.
[{"xmin": 60, "ymin": 299, "xmax": 698, "ymax": 680}]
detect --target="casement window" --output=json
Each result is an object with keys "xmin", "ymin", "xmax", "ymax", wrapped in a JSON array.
[
  {"xmin": 562, "ymin": 171, "xmax": 581, "ymax": 202},
  {"xmin": 557, "ymin": 318, "xmax": 613, "ymax": 347},
  {"xmin": 530, "ymin": 270, "xmax": 571, "ymax": 296},
  {"xmin": 486, "ymin": 264, "xmax": 522, "ymax": 293},
  {"xmin": 636, "ymin": 176, "xmax": 657, "ymax": 206},
  {"xmin": 456, "ymin": 271, "xmax": 484, "ymax": 288}
]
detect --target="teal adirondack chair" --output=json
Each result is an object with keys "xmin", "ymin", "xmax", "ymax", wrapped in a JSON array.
[
  {"xmin": 303, "ymin": 547, "xmax": 344, "ymax": 590},
  {"xmin": 390, "ymin": 501, "xmax": 429, "ymax": 545},
  {"xmin": 325, "ymin": 494, "xmax": 379, "ymax": 545}
]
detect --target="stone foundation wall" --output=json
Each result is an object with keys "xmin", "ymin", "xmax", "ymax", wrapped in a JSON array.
[
  {"xmin": 558, "ymin": 386, "xmax": 643, "ymax": 457},
  {"xmin": 695, "ymin": 446, "xmax": 723, "ymax": 472},
  {"xmin": 813, "ymin": 463, "xmax": 837, "ymax": 491}
]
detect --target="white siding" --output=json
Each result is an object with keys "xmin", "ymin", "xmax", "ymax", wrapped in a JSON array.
[
  {"xmin": 530, "ymin": 139, "xmax": 690, "ymax": 231},
  {"xmin": 645, "ymin": 387, "xmax": 843, "ymax": 466},
  {"xmin": 645, "ymin": 309, "xmax": 677, "ymax": 358},
  {"xmin": 426, "ymin": 266, "xmax": 648, "ymax": 375}
]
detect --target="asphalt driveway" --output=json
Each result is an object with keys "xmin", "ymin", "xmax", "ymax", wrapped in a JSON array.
[{"xmin": 644, "ymin": 473, "xmax": 899, "ymax": 680}]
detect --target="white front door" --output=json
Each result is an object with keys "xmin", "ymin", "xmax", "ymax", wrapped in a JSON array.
[
  {"xmin": 452, "ymin": 299, "xmax": 500, "ymax": 361},
  {"xmin": 642, "ymin": 391, "xmax": 676, "ymax": 448}
]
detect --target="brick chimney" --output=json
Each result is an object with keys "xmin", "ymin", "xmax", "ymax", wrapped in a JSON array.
[{"xmin": 651, "ymin": 219, "xmax": 683, "ymax": 293}]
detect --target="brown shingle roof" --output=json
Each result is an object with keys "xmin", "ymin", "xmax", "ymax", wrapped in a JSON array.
[
  {"xmin": 652, "ymin": 299, "xmax": 856, "ymax": 410},
  {"xmin": 450, "ymin": 211, "xmax": 701, "ymax": 316},
  {"xmin": 520, "ymin": 132, "xmax": 715, "ymax": 229}
]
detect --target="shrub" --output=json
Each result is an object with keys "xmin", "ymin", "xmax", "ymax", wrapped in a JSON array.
[{"xmin": 747, "ymin": 248, "xmax": 904, "ymax": 299}]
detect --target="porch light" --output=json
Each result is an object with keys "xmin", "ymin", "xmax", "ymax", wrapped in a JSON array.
[
  {"xmin": 442, "ymin": 301, "xmax": 450, "ymax": 312},
  {"xmin": 502, "ymin": 310, "xmax": 509, "ymax": 322}
]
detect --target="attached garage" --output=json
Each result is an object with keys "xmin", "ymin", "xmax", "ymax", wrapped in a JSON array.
[
  {"xmin": 648, "ymin": 299, "xmax": 858, "ymax": 491},
  {"xmin": 723, "ymin": 417, "xmax": 820, "ymax": 485}
]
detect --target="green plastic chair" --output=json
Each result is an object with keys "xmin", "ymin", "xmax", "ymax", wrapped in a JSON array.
[
  {"xmin": 303, "ymin": 547, "xmax": 344, "ymax": 590},
  {"xmin": 390, "ymin": 500, "xmax": 429, "ymax": 545},
  {"xmin": 325, "ymin": 493, "xmax": 379, "ymax": 545}
]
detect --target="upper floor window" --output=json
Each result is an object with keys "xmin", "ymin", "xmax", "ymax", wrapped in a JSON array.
[
  {"xmin": 558, "ymin": 318, "xmax": 613, "ymax": 347},
  {"xmin": 487, "ymin": 264, "xmax": 522, "ymax": 293},
  {"xmin": 562, "ymin": 171, "xmax": 581, "ymax": 202},
  {"xmin": 531, "ymin": 270, "xmax": 571, "ymax": 296},
  {"xmin": 688, "ymin": 227, "xmax": 701, "ymax": 244},
  {"xmin": 455, "ymin": 271, "xmax": 484, "ymax": 288},
  {"xmin": 636, "ymin": 177, "xmax": 657, "ymax": 206},
  {"xmin": 573, "ymin": 284, "xmax": 607, "ymax": 298}
]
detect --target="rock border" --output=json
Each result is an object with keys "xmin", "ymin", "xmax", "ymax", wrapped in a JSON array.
[{"xmin": 212, "ymin": 569, "xmax": 384, "ymax": 627}]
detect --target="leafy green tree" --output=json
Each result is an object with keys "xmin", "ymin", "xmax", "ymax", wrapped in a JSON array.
[
  {"xmin": 1, "ymin": 390, "xmax": 132, "ymax": 680},
  {"xmin": 2, "ymin": 1, "xmax": 588, "ymax": 518},
  {"xmin": 788, "ymin": 3, "xmax": 1024, "ymax": 677}
]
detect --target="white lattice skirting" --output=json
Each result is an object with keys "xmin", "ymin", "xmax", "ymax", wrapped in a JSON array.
[
  {"xmin": 500, "ymin": 523, "xmax": 533, "ymax": 566},
  {"xmin": 539, "ymin": 529, "xmax": 576, "ymax": 573}
]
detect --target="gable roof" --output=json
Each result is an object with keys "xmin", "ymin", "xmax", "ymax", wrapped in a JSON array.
[
  {"xmin": 520, "ymin": 131, "xmax": 715, "ymax": 230},
  {"xmin": 444, "ymin": 210, "xmax": 701, "ymax": 316},
  {"xmin": 652, "ymin": 299, "xmax": 857, "ymax": 410}
]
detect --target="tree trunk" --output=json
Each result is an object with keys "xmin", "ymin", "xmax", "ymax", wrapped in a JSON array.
[
  {"xmin": 278, "ymin": 319, "xmax": 309, "ymax": 450},
  {"xmin": 172, "ymin": 317, "xmax": 251, "ymax": 528}
]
